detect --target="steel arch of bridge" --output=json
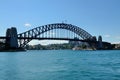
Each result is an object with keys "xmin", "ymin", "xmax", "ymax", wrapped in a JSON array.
[{"xmin": 18, "ymin": 23, "xmax": 93, "ymax": 47}]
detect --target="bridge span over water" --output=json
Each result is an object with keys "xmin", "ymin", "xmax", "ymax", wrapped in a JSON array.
[{"xmin": 0, "ymin": 23, "xmax": 112, "ymax": 50}]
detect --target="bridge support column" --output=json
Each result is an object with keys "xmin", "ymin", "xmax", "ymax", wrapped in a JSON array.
[
  {"xmin": 6, "ymin": 27, "xmax": 18, "ymax": 49},
  {"xmin": 97, "ymin": 35, "xmax": 103, "ymax": 49}
]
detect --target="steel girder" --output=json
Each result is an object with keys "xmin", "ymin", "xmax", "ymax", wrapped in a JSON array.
[{"xmin": 18, "ymin": 23, "xmax": 93, "ymax": 47}]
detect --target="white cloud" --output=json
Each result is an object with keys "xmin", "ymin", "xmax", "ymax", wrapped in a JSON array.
[
  {"xmin": 112, "ymin": 42, "xmax": 120, "ymax": 44},
  {"xmin": 28, "ymin": 40, "xmax": 68, "ymax": 45},
  {"xmin": 41, "ymin": 40, "xmax": 68, "ymax": 45},
  {"xmin": 24, "ymin": 23, "xmax": 31, "ymax": 27},
  {"xmin": 104, "ymin": 35, "xmax": 111, "ymax": 38}
]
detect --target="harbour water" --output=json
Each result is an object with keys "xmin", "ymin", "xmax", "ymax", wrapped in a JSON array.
[{"xmin": 0, "ymin": 50, "xmax": 120, "ymax": 80}]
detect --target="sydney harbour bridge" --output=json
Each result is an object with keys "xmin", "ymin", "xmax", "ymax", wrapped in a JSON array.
[{"xmin": 0, "ymin": 23, "xmax": 112, "ymax": 50}]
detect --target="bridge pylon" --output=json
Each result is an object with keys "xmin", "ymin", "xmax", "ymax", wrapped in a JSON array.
[
  {"xmin": 5, "ymin": 27, "xmax": 18, "ymax": 49},
  {"xmin": 97, "ymin": 35, "xmax": 103, "ymax": 49}
]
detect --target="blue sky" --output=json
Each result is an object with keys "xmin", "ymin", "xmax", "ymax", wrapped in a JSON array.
[{"xmin": 0, "ymin": 0, "xmax": 120, "ymax": 45}]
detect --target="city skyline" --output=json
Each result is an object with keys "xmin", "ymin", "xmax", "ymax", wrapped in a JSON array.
[{"xmin": 0, "ymin": 0, "xmax": 120, "ymax": 45}]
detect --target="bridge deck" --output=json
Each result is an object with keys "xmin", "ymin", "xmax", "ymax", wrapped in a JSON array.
[
  {"xmin": 0, "ymin": 36, "xmax": 111, "ymax": 45},
  {"xmin": 0, "ymin": 37, "xmax": 6, "ymax": 39}
]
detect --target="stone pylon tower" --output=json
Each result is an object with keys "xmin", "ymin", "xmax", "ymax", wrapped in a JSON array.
[
  {"xmin": 98, "ymin": 35, "xmax": 103, "ymax": 49},
  {"xmin": 6, "ymin": 27, "xmax": 18, "ymax": 49}
]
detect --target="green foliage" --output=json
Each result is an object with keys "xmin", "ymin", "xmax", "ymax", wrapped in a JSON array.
[{"xmin": 25, "ymin": 42, "xmax": 91, "ymax": 50}]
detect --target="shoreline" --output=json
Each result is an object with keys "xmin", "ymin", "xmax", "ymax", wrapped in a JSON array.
[{"xmin": 0, "ymin": 48, "xmax": 26, "ymax": 52}]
